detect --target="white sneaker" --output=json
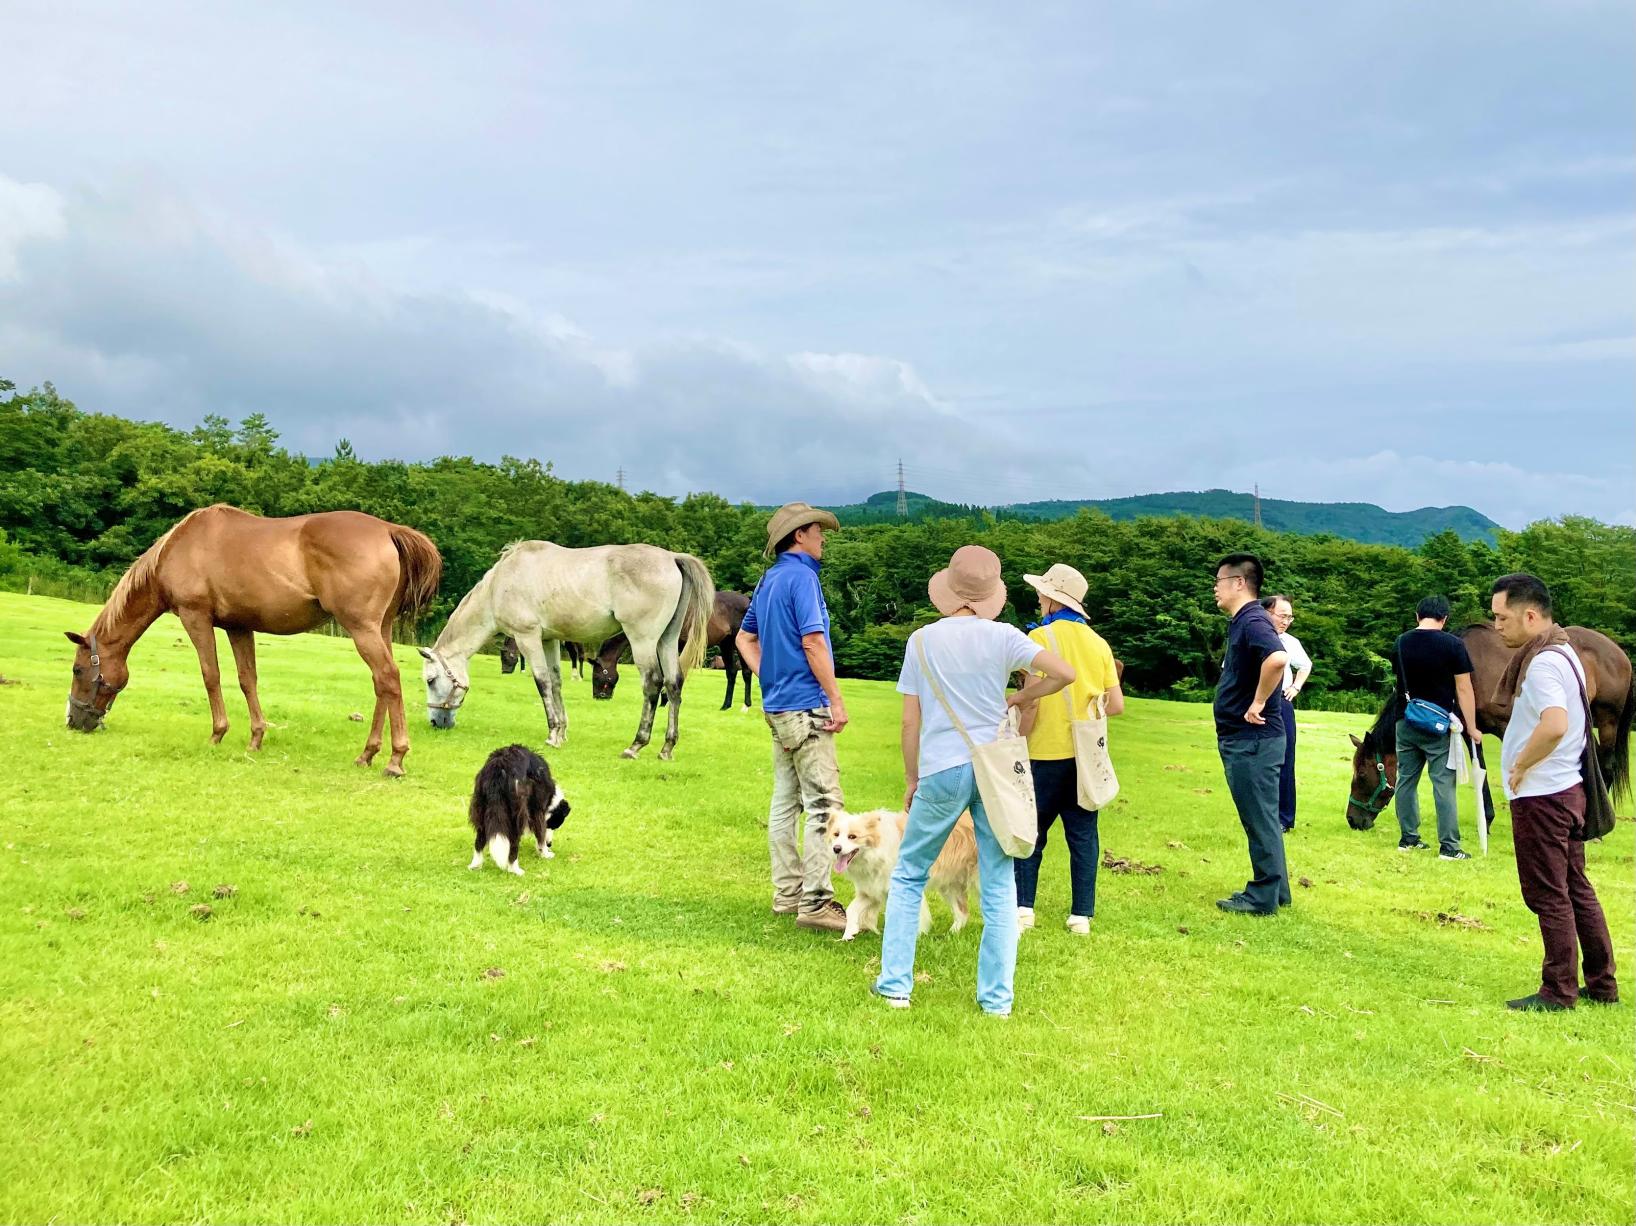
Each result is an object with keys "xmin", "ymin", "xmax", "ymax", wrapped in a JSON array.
[
  {"xmin": 1017, "ymin": 906, "xmax": 1035, "ymax": 930},
  {"xmin": 1066, "ymin": 915, "xmax": 1090, "ymax": 936}
]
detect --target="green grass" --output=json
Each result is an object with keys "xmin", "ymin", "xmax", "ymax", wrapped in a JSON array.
[{"xmin": 1, "ymin": 591, "xmax": 1631, "ymax": 1225}]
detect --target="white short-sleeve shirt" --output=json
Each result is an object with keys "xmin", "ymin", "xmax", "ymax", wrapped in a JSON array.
[
  {"xmin": 897, "ymin": 617, "xmax": 1043, "ymax": 778},
  {"xmin": 1279, "ymin": 631, "xmax": 1312, "ymax": 691},
  {"xmin": 1501, "ymin": 646, "xmax": 1588, "ymax": 800}
]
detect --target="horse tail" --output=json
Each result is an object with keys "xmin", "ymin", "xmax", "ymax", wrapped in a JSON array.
[
  {"xmin": 389, "ymin": 524, "xmax": 444, "ymax": 614},
  {"xmin": 670, "ymin": 554, "xmax": 716, "ymax": 677},
  {"xmin": 1609, "ymin": 673, "xmax": 1634, "ymax": 808}
]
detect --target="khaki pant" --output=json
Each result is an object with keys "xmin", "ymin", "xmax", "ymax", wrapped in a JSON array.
[{"xmin": 765, "ymin": 708, "xmax": 844, "ymax": 912}]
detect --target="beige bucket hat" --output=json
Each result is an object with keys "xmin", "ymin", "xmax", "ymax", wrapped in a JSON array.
[
  {"xmin": 928, "ymin": 545, "xmax": 1008, "ymax": 620},
  {"xmin": 764, "ymin": 501, "xmax": 840, "ymax": 557},
  {"xmin": 1023, "ymin": 562, "xmax": 1088, "ymax": 617}
]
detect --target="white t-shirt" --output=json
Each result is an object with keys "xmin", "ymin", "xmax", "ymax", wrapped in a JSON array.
[
  {"xmin": 897, "ymin": 617, "xmax": 1043, "ymax": 778},
  {"xmin": 1280, "ymin": 632, "xmax": 1312, "ymax": 692},
  {"xmin": 1501, "ymin": 645, "xmax": 1588, "ymax": 800}
]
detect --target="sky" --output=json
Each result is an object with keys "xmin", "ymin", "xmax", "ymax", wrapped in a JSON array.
[{"xmin": 1, "ymin": 1, "xmax": 1631, "ymax": 527}]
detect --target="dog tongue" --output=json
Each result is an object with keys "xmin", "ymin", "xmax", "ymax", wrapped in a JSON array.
[{"xmin": 835, "ymin": 851, "xmax": 855, "ymax": 872}]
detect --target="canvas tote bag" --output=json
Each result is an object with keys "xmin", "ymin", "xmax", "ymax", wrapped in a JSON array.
[
  {"xmin": 1044, "ymin": 626, "xmax": 1120, "ymax": 810},
  {"xmin": 914, "ymin": 636, "xmax": 1037, "ymax": 857}
]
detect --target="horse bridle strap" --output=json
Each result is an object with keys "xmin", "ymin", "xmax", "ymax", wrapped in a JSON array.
[
  {"xmin": 427, "ymin": 654, "xmax": 469, "ymax": 710},
  {"xmin": 1353, "ymin": 747, "xmax": 1397, "ymax": 815},
  {"xmin": 69, "ymin": 631, "xmax": 122, "ymax": 720}
]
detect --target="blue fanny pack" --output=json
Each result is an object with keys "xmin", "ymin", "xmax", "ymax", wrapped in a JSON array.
[
  {"xmin": 1403, "ymin": 697, "xmax": 1451, "ymax": 736},
  {"xmin": 1396, "ymin": 636, "xmax": 1454, "ymax": 737}
]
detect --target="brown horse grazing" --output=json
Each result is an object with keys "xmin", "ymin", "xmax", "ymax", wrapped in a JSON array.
[
  {"xmin": 1345, "ymin": 624, "xmax": 1634, "ymax": 829},
  {"xmin": 64, "ymin": 505, "xmax": 442, "ymax": 776},
  {"xmin": 501, "ymin": 635, "xmax": 585, "ymax": 679},
  {"xmin": 591, "ymin": 591, "xmax": 753, "ymax": 711}
]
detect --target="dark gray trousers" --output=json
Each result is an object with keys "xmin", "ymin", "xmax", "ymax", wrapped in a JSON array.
[{"xmin": 1219, "ymin": 735, "xmax": 1290, "ymax": 911}]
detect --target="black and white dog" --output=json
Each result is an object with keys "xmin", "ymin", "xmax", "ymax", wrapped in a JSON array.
[{"xmin": 467, "ymin": 744, "xmax": 570, "ymax": 875}]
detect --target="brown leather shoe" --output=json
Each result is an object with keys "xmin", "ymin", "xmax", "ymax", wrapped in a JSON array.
[{"xmin": 796, "ymin": 899, "xmax": 847, "ymax": 932}]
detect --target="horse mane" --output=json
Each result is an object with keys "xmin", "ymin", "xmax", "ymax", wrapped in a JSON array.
[
  {"xmin": 96, "ymin": 505, "xmax": 220, "ymax": 631},
  {"xmin": 1362, "ymin": 693, "xmax": 1399, "ymax": 754},
  {"xmin": 496, "ymin": 540, "xmax": 543, "ymax": 565}
]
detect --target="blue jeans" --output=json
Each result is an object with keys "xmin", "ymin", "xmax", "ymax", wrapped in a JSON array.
[
  {"xmin": 874, "ymin": 763, "xmax": 1018, "ymax": 1014},
  {"xmin": 1014, "ymin": 757, "xmax": 1099, "ymax": 917}
]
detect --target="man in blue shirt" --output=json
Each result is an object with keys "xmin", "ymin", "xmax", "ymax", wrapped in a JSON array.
[
  {"xmin": 736, "ymin": 502, "xmax": 849, "ymax": 932},
  {"xmin": 1212, "ymin": 553, "xmax": 1291, "ymax": 916}
]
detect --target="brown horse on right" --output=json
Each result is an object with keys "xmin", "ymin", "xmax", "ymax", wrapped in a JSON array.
[
  {"xmin": 1346, "ymin": 624, "xmax": 1634, "ymax": 830},
  {"xmin": 65, "ymin": 504, "xmax": 442, "ymax": 775}
]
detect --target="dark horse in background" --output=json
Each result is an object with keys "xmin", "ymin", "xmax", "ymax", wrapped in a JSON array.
[
  {"xmin": 501, "ymin": 635, "xmax": 584, "ymax": 680},
  {"xmin": 1346, "ymin": 624, "xmax": 1634, "ymax": 831},
  {"xmin": 591, "ymin": 591, "xmax": 753, "ymax": 711}
]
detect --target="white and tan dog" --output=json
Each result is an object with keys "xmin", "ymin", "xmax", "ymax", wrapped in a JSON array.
[{"xmin": 824, "ymin": 808, "xmax": 979, "ymax": 940}]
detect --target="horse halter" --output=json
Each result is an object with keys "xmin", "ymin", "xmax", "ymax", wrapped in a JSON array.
[
  {"xmin": 69, "ymin": 632, "xmax": 122, "ymax": 723},
  {"xmin": 426, "ymin": 653, "xmax": 469, "ymax": 711},
  {"xmin": 1351, "ymin": 746, "xmax": 1397, "ymax": 816}
]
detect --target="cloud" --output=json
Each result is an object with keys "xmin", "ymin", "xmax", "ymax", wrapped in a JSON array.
[
  {"xmin": 0, "ymin": 177, "xmax": 65, "ymax": 278},
  {"xmin": 0, "ymin": 0, "xmax": 1630, "ymax": 526},
  {"xmin": 0, "ymin": 175, "xmax": 1018, "ymax": 502},
  {"xmin": 1219, "ymin": 450, "xmax": 1634, "ymax": 530},
  {"xmin": 1, "ymin": 171, "xmax": 1631, "ymax": 526}
]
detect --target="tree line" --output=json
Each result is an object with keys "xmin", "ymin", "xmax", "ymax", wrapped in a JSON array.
[{"xmin": 3, "ymin": 379, "xmax": 1632, "ymax": 712}]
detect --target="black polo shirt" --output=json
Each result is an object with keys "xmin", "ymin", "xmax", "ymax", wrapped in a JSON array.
[
  {"xmin": 1215, "ymin": 602, "xmax": 1286, "ymax": 740},
  {"xmin": 1394, "ymin": 629, "xmax": 1473, "ymax": 714}
]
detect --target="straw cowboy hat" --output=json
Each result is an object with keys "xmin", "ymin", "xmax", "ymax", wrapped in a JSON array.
[
  {"xmin": 763, "ymin": 501, "xmax": 840, "ymax": 557},
  {"xmin": 1023, "ymin": 562, "xmax": 1088, "ymax": 617},
  {"xmin": 928, "ymin": 545, "xmax": 1008, "ymax": 620}
]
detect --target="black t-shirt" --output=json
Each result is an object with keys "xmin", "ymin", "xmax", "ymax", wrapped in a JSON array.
[
  {"xmin": 1215, "ymin": 603, "xmax": 1285, "ymax": 740},
  {"xmin": 1394, "ymin": 628, "xmax": 1473, "ymax": 714}
]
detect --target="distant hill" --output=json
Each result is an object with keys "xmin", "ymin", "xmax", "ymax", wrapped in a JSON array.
[{"xmin": 819, "ymin": 488, "xmax": 1501, "ymax": 548}]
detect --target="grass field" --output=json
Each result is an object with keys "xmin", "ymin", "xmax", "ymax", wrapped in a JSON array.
[{"xmin": 1, "ymin": 591, "xmax": 1631, "ymax": 1225}]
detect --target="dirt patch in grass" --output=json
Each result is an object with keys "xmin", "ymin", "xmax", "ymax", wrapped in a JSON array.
[{"xmin": 1102, "ymin": 852, "xmax": 1163, "ymax": 875}]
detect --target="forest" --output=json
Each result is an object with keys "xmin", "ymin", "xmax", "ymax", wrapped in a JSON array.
[{"xmin": 4, "ymin": 379, "xmax": 1631, "ymax": 711}]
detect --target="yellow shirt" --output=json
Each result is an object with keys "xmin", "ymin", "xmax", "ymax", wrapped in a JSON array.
[{"xmin": 1026, "ymin": 620, "xmax": 1120, "ymax": 761}]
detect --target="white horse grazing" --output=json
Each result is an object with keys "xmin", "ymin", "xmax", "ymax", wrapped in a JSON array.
[{"xmin": 420, "ymin": 542, "xmax": 714, "ymax": 760}]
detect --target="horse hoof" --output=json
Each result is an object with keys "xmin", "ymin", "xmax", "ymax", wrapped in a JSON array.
[
  {"xmin": 248, "ymin": 736, "xmax": 265, "ymax": 752},
  {"xmin": 210, "ymin": 731, "xmax": 227, "ymax": 745},
  {"xmin": 383, "ymin": 764, "xmax": 405, "ymax": 779},
  {"xmin": 659, "ymin": 748, "xmax": 675, "ymax": 762},
  {"xmin": 620, "ymin": 747, "xmax": 641, "ymax": 760},
  {"xmin": 354, "ymin": 755, "xmax": 372, "ymax": 768}
]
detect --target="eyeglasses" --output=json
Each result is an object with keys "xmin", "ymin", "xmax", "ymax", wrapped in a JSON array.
[{"xmin": 1212, "ymin": 574, "xmax": 1243, "ymax": 588}]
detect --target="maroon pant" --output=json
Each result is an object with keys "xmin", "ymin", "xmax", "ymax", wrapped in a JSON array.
[{"xmin": 1511, "ymin": 784, "xmax": 1617, "ymax": 1006}]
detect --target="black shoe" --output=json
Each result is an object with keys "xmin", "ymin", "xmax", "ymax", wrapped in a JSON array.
[
  {"xmin": 1439, "ymin": 849, "xmax": 1472, "ymax": 861},
  {"xmin": 1506, "ymin": 993, "xmax": 1571, "ymax": 1012},
  {"xmin": 1280, "ymin": 823, "xmax": 1295, "ymax": 833},
  {"xmin": 1216, "ymin": 896, "xmax": 1276, "ymax": 916},
  {"xmin": 1398, "ymin": 838, "xmax": 1430, "ymax": 852},
  {"xmin": 1582, "ymin": 990, "xmax": 1620, "ymax": 1005}
]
